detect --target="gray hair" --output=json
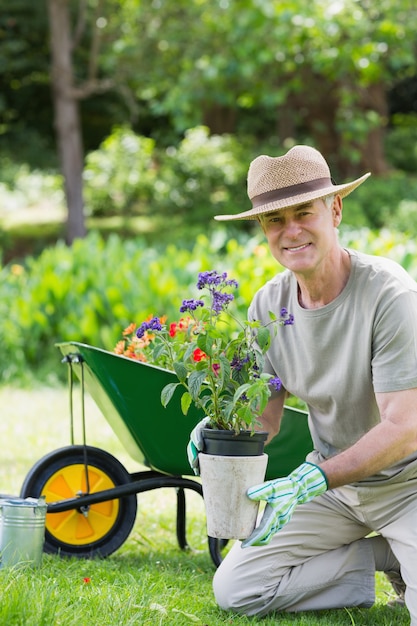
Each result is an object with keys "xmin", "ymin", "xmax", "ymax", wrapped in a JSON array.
[{"xmin": 324, "ymin": 195, "xmax": 335, "ymax": 209}]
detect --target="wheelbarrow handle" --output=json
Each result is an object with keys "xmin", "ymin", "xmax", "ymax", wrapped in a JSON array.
[{"xmin": 46, "ymin": 475, "xmax": 203, "ymax": 513}]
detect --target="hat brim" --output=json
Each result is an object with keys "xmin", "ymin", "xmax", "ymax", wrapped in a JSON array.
[{"xmin": 214, "ymin": 172, "xmax": 371, "ymax": 221}]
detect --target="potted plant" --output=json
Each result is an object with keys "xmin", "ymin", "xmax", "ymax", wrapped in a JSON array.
[{"xmin": 116, "ymin": 270, "xmax": 294, "ymax": 538}]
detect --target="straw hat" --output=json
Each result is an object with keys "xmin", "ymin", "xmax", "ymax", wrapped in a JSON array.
[{"xmin": 214, "ymin": 145, "xmax": 370, "ymax": 221}]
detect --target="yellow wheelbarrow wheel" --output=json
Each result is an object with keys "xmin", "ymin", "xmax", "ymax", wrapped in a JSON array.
[{"xmin": 20, "ymin": 446, "xmax": 137, "ymax": 558}]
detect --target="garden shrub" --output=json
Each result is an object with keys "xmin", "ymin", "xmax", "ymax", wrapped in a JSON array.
[
  {"xmin": 385, "ymin": 113, "xmax": 417, "ymax": 173},
  {"xmin": 2, "ymin": 227, "xmax": 417, "ymax": 385},
  {"xmin": 83, "ymin": 125, "xmax": 250, "ymax": 224},
  {"xmin": 0, "ymin": 230, "xmax": 278, "ymax": 384},
  {"xmin": 83, "ymin": 128, "xmax": 156, "ymax": 217},
  {"xmin": 341, "ymin": 171, "xmax": 417, "ymax": 230},
  {"xmin": 154, "ymin": 126, "xmax": 249, "ymax": 224}
]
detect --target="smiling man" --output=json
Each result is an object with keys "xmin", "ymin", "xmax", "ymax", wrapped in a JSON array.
[{"xmin": 188, "ymin": 145, "xmax": 417, "ymax": 623}]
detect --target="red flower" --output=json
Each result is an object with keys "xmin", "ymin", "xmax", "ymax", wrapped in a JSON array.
[
  {"xmin": 193, "ymin": 348, "xmax": 207, "ymax": 362},
  {"xmin": 83, "ymin": 577, "xmax": 91, "ymax": 584},
  {"xmin": 169, "ymin": 322, "xmax": 178, "ymax": 337}
]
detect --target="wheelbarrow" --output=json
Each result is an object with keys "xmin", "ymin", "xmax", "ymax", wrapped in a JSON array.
[{"xmin": 20, "ymin": 342, "xmax": 313, "ymax": 567}]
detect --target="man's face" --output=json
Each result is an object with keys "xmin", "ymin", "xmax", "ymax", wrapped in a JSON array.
[{"xmin": 259, "ymin": 196, "xmax": 342, "ymax": 275}]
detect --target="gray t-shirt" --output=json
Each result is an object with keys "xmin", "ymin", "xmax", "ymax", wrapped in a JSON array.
[{"xmin": 249, "ymin": 249, "xmax": 417, "ymax": 481}]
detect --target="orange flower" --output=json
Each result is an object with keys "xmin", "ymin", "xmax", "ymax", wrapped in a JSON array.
[
  {"xmin": 193, "ymin": 348, "xmax": 207, "ymax": 362},
  {"xmin": 114, "ymin": 340, "xmax": 126, "ymax": 354},
  {"xmin": 122, "ymin": 322, "xmax": 137, "ymax": 336}
]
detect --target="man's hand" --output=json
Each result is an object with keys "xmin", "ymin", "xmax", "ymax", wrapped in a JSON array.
[
  {"xmin": 186, "ymin": 417, "xmax": 211, "ymax": 475},
  {"xmin": 241, "ymin": 462, "xmax": 328, "ymax": 548}
]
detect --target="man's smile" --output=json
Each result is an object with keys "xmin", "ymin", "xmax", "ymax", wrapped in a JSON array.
[{"xmin": 284, "ymin": 243, "xmax": 311, "ymax": 252}]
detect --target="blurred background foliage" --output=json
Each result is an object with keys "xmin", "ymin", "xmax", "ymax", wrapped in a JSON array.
[
  {"xmin": 2, "ymin": 228, "xmax": 417, "ymax": 386},
  {"xmin": 1, "ymin": 0, "xmax": 417, "ymax": 383}
]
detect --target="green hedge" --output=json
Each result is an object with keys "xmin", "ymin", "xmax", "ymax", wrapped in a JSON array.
[
  {"xmin": 1, "ymin": 228, "xmax": 417, "ymax": 385},
  {"xmin": 0, "ymin": 231, "xmax": 278, "ymax": 383},
  {"xmin": 83, "ymin": 126, "xmax": 249, "ymax": 225}
]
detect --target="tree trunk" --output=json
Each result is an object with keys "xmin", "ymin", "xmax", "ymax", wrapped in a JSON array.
[
  {"xmin": 359, "ymin": 82, "xmax": 391, "ymax": 175},
  {"xmin": 202, "ymin": 103, "xmax": 237, "ymax": 134},
  {"xmin": 47, "ymin": 0, "xmax": 86, "ymax": 243}
]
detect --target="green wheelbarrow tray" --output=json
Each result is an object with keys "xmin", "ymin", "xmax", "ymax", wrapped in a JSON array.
[{"xmin": 56, "ymin": 342, "xmax": 313, "ymax": 480}]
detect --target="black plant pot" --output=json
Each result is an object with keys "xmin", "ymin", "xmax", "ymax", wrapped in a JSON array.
[{"xmin": 202, "ymin": 428, "xmax": 268, "ymax": 457}]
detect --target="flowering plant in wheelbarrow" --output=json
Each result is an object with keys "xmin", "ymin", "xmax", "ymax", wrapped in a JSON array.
[{"xmin": 131, "ymin": 270, "xmax": 293, "ymax": 436}]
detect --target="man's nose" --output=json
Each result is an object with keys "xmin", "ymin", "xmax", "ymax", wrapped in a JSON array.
[{"xmin": 283, "ymin": 219, "xmax": 302, "ymax": 236}]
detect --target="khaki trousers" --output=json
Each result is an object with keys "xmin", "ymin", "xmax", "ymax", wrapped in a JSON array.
[{"xmin": 213, "ymin": 472, "xmax": 417, "ymax": 624}]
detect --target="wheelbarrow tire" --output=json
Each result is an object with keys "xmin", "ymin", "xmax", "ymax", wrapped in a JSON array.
[{"xmin": 20, "ymin": 445, "xmax": 138, "ymax": 559}]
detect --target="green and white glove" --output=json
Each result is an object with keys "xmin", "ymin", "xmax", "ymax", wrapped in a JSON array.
[
  {"xmin": 186, "ymin": 417, "xmax": 211, "ymax": 475},
  {"xmin": 241, "ymin": 462, "xmax": 328, "ymax": 548}
]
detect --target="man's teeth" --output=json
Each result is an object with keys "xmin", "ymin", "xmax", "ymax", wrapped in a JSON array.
[{"xmin": 288, "ymin": 244, "xmax": 308, "ymax": 251}]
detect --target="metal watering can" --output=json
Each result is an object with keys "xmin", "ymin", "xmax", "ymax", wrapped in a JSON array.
[{"xmin": 0, "ymin": 497, "xmax": 47, "ymax": 568}]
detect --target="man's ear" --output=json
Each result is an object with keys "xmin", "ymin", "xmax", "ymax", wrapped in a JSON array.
[{"xmin": 332, "ymin": 195, "xmax": 343, "ymax": 227}]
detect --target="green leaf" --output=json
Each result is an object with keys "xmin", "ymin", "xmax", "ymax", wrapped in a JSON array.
[
  {"xmin": 233, "ymin": 383, "xmax": 250, "ymax": 403},
  {"xmin": 161, "ymin": 382, "xmax": 180, "ymax": 407},
  {"xmin": 218, "ymin": 353, "xmax": 231, "ymax": 390},
  {"xmin": 188, "ymin": 369, "xmax": 208, "ymax": 400},
  {"xmin": 184, "ymin": 342, "xmax": 197, "ymax": 361},
  {"xmin": 236, "ymin": 404, "xmax": 254, "ymax": 427},
  {"xmin": 180, "ymin": 391, "xmax": 192, "ymax": 415},
  {"xmin": 256, "ymin": 326, "xmax": 271, "ymax": 351},
  {"xmin": 153, "ymin": 343, "xmax": 168, "ymax": 360},
  {"xmin": 173, "ymin": 361, "xmax": 188, "ymax": 382},
  {"xmin": 197, "ymin": 332, "xmax": 214, "ymax": 357}
]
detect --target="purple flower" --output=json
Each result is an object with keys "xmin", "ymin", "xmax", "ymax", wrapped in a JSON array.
[
  {"xmin": 136, "ymin": 316, "xmax": 163, "ymax": 339},
  {"xmin": 212, "ymin": 290, "xmax": 234, "ymax": 314},
  {"xmin": 179, "ymin": 299, "xmax": 204, "ymax": 313},
  {"xmin": 280, "ymin": 308, "xmax": 294, "ymax": 325},
  {"xmin": 230, "ymin": 353, "xmax": 250, "ymax": 371},
  {"xmin": 269, "ymin": 376, "xmax": 282, "ymax": 391},
  {"xmin": 196, "ymin": 270, "xmax": 238, "ymax": 315},
  {"xmin": 197, "ymin": 270, "xmax": 238, "ymax": 290}
]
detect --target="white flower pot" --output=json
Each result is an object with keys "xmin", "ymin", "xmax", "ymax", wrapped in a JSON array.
[{"xmin": 199, "ymin": 453, "xmax": 268, "ymax": 539}]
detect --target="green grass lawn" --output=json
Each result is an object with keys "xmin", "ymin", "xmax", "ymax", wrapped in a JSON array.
[{"xmin": 0, "ymin": 386, "xmax": 409, "ymax": 625}]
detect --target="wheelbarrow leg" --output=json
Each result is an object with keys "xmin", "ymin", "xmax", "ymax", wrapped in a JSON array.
[
  {"xmin": 175, "ymin": 485, "xmax": 228, "ymax": 567},
  {"xmin": 176, "ymin": 487, "xmax": 187, "ymax": 550}
]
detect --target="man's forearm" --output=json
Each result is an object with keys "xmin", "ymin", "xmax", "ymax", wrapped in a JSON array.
[{"xmin": 319, "ymin": 419, "xmax": 417, "ymax": 488}]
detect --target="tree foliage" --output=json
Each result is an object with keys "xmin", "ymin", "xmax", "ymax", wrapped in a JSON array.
[
  {"xmin": 108, "ymin": 0, "xmax": 417, "ymax": 173},
  {"xmin": 2, "ymin": 0, "xmax": 417, "ymax": 156},
  {"xmin": 1, "ymin": 0, "xmax": 417, "ymax": 240}
]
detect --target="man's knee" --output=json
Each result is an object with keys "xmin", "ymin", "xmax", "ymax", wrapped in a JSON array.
[{"xmin": 212, "ymin": 566, "xmax": 266, "ymax": 615}]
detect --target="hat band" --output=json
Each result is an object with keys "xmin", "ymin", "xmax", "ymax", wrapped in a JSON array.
[{"xmin": 251, "ymin": 177, "xmax": 332, "ymax": 208}]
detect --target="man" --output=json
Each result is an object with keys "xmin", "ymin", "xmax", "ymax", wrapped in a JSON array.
[{"xmin": 189, "ymin": 145, "xmax": 417, "ymax": 623}]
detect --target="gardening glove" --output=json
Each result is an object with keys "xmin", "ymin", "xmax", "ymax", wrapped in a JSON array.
[
  {"xmin": 241, "ymin": 462, "xmax": 328, "ymax": 548},
  {"xmin": 187, "ymin": 417, "xmax": 211, "ymax": 475}
]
